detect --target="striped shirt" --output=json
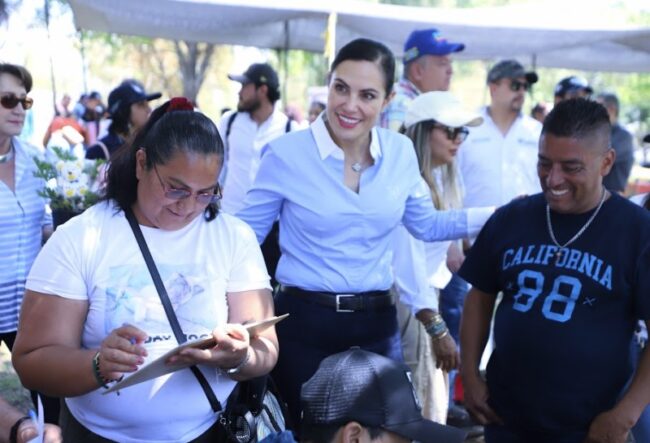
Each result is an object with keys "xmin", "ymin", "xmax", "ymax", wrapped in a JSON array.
[
  {"xmin": 379, "ymin": 78, "xmax": 420, "ymax": 131},
  {"xmin": 0, "ymin": 138, "xmax": 50, "ymax": 332}
]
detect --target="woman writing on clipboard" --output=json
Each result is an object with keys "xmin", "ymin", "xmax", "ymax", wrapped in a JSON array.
[{"xmin": 12, "ymin": 98, "xmax": 278, "ymax": 442}]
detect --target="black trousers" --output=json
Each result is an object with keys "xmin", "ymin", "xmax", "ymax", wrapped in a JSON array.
[{"xmin": 271, "ymin": 289, "xmax": 402, "ymax": 431}]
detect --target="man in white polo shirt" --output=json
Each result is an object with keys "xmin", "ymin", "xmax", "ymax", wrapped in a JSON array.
[
  {"xmin": 220, "ymin": 63, "xmax": 297, "ymax": 285},
  {"xmin": 458, "ymin": 60, "xmax": 542, "ymax": 209},
  {"xmin": 220, "ymin": 63, "xmax": 296, "ymax": 214}
]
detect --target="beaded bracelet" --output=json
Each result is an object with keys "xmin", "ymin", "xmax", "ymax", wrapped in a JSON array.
[
  {"xmin": 432, "ymin": 329, "xmax": 449, "ymax": 340},
  {"xmin": 92, "ymin": 351, "xmax": 123, "ymax": 389},
  {"xmin": 9, "ymin": 416, "xmax": 30, "ymax": 443},
  {"xmin": 424, "ymin": 314, "xmax": 449, "ymax": 340}
]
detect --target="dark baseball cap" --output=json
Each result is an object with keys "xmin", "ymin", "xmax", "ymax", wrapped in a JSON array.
[
  {"xmin": 554, "ymin": 76, "xmax": 593, "ymax": 97},
  {"xmin": 403, "ymin": 28, "xmax": 465, "ymax": 64},
  {"xmin": 107, "ymin": 82, "xmax": 162, "ymax": 117},
  {"xmin": 228, "ymin": 63, "xmax": 279, "ymax": 91},
  {"xmin": 301, "ymin": 348, "xmax": 467, "ymax": 443},
  {"xmin": 487, "ymin": 59, "xmax": 538, "ymax": 85}
]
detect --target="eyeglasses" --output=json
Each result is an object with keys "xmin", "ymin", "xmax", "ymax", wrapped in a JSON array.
[
  {"xmin": 509, "ymin": 80, "xmax": 531, "ymax": 92},
  {"xmin": 433, "ymin": 124, "xmax": 470, "ymax": 143},
  {"xmin": 152, "ymin": 164, "xmax": 222, "ymax": 205},
  {"xmin": 0, "ymin": 93, "xmax": 34, "ymax": 110}
]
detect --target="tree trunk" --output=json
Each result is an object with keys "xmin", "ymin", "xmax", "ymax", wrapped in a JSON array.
[{"xmin": 174, "ymin": 41, "xmax": 215, "ymax": 105}]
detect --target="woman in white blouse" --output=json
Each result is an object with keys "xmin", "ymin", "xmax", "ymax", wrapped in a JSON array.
[{"xmin": 394, "ymin": 91, "xmax": 483, "ymax": 423}]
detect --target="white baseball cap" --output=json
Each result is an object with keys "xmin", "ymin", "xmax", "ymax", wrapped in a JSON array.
[{"xmin": 404, "ymin": 91, "xmax": 483, "ymax": 129}]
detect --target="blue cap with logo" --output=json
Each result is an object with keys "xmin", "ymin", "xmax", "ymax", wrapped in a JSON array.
[{"xmin": 403, "ymin": 28, "xmax": 465, "ymax": 64}]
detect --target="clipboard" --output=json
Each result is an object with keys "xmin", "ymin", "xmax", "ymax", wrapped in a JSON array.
[{"xmin": 103, "ymin": 314, "xmax": 288, "ymax": 394}]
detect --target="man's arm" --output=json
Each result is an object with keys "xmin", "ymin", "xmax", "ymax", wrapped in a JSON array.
[
  {"xmin": 585, "ymin": 319, "xmax": 650, "ymax": 443},
  {"xmin": 460, "ymin": 287, "xmax": 502, "ymax": 425}
]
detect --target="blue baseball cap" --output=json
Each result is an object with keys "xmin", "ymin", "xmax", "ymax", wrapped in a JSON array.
[{"xmin": 403, "ymin": 28, "xmax": 465, "ymax": 64}]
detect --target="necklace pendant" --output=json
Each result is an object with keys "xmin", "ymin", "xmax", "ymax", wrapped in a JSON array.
[
  {"xmin": 555, "ymin": 248, "xmax": 564, "ymax": 264},
  {"xmin": 351, "ymin": 162, "xmax": 362, "ymax": 172}
]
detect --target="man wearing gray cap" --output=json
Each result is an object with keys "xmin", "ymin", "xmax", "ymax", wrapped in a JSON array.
[{"xmin": 458, "ymin": 60, "xmax": 542, "ymax": 209}]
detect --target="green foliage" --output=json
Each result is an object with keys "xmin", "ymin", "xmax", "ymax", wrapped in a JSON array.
[{"xmin": 276, "ymin": 49, "xmax": 329, "ymax": 108}]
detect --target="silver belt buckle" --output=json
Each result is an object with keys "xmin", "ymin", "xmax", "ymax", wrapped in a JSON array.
[{"xmin": 335, "ymin": 294, "xmax": 355, "ymax": 313}]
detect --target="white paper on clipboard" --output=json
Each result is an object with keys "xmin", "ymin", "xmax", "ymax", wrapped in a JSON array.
[{"xmin": 103, "ymin": 313, "xmax": 288, "ymax": 394}]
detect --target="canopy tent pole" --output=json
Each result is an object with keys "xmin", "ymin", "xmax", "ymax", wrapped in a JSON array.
[
  {"xmin": 44, "ymin": 0, "xmax": 57, "ymax": 110},
  {"xmin": 324, "ymin": 12, "xmax": 337, "ymax": 67},
  {"xmin": 278, "ymin": 20, "xmax": 289, "ymax": 107},
  {"xmin": 79, "ymin": 30, "xmax": 89, "ymax": 93}
]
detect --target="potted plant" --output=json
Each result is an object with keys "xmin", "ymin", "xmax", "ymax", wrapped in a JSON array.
[{"xmin": 33, "ymin": 146, "xmax": 105, "ymax": 229}]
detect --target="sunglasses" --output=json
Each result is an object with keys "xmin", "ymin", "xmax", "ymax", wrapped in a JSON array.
[
  {"xmin": 433, "ymin": 124, "xmax": 470, "ymax": 143},
  {"xmin": 153, "ymin": 164, "xmax": 222, "ymax": 205},
  {"xmin": 0, "ymin": 93, "xmax": 34, "ymax": 110},
  {"xmin": 509, "ymin": 80, "xmax": 531, "ymax": 92}
]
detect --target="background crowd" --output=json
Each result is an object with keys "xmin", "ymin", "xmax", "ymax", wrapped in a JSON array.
[{"xmin": 0, "ymin": 21, "xmax": 649, "ymax": 443}]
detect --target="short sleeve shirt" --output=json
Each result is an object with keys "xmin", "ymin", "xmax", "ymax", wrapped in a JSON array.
[{"xmin": 459, "ymin": 193, "xmax": 650, "ymax": 435}]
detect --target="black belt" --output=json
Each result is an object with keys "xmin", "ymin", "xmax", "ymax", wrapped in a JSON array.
[{"xmin": 280, "ymin": 285, "xmax": 394, "ymax": 312}]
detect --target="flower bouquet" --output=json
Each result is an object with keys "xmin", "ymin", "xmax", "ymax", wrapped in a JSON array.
[{"xmin": 33, "ymin": 146, "xmax": 105, "ymax": 228}]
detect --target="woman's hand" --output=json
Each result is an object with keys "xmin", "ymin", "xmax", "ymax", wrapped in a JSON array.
[
  {"xmin": 167, "ymin": 323, "xmax": 250, "ymax": 371},
  {"xmin": 97, "ymin": 324, "xmax": 148, "ymax": 382},
  {"xmin": 431, "ymin": 334, "xmax": 459, "ymax": 372}
]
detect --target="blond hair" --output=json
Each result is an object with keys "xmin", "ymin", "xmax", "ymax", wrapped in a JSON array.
[{"xmin": 402, "ymin": 120, "xmax": 463, "ymax": 210}]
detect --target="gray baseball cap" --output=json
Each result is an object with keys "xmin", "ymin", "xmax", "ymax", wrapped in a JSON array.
[{"xmin": 487, "ymin": 59, "xmax": 538, "ymax": 85}]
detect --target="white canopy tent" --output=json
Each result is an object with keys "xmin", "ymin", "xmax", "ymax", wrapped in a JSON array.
[{"xmin": 68, "ymin": 0, "xmax": 650, "ymax": 72}]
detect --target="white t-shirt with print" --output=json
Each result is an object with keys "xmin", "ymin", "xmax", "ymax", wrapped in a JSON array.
[{"xmin": 27, "ymin": 201, "xmax": 271, "ymax": 443}]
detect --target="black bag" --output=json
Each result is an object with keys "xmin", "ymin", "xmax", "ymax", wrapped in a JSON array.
[{"xmin": 220, "ymin": 375, "xmax": 287, "ymax": 443}]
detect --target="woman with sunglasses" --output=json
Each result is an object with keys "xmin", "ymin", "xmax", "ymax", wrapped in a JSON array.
[
  {"xmin": 393, "ymin": 91, "xmax": 482, "ymax": 423},
  {"xmin": 236, "ymin": 38, "xmax": 493, "ymax": 427},
  {"xmin": 13, "ymin": 98, "xmax": 278, "ymax": 442},
  {"xmin": 0, "ymin": 63, "xmax": 62, "ymax": 421}
]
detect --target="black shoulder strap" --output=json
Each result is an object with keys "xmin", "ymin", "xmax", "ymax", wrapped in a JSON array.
[
  {"xmin": 124, "ymin": 207, "xmax": 222, "ymax": 412},
  {"xmin": 284, "ymin": 116, "xmax": 292, "ymax": 133},
  {"xmin": 225, "ymin": 111, "xmax": 238, "ymax": 139}
]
